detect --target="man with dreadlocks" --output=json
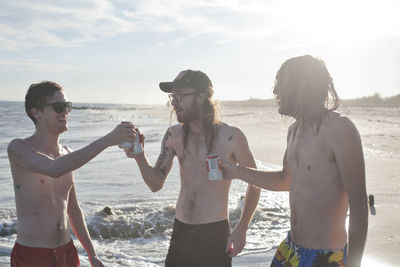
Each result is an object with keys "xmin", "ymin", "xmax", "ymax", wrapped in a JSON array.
[
  {"xmin": 125, "ymin": 70, "xmax": 260, "ymax": 267},
  {"xmin": 219, "ymin": 55, "xmax": 368, "ymax": 267}
]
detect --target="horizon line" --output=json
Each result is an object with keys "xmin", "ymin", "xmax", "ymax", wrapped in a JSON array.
[{"xmin": 1, "ymin": 92, "xmax": 399, "ymax": 106}]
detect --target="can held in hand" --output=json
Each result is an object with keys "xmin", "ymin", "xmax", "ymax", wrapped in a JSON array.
[
  {"xmin": 133, "ymin": 130, "xmax": 143, "ymax": 153},
  {"xmin": 118, "ymin": 121, "xmax": 133, "ymax": 149},
  {"xmin": 118, "ymin": 142, "xmax": 132, "ymax": 149},
  {"xmin": 206, "ymin": 154, "xmax": 223, "ymax": 181}
]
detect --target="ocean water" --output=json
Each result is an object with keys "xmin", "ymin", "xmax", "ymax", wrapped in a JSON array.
[{"xmin": 0, "ymin": 101, "xmax": 290, "ymax": 266}]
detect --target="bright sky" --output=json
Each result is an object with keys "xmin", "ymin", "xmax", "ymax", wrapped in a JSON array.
[{"xmin": 0, "ymin": 0, "xmax": 399, "ymax": 104}]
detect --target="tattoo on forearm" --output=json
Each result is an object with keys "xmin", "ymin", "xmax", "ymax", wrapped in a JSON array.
[{"xmin": 15, "ymin": 184, "xmax": 20, "ymax": 190}]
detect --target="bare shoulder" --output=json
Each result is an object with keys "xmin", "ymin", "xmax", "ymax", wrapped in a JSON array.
[
  {"xmin": 327, "ymin": 111, "xmax": 358, "ymax": 134},
  {"xmin": 218, "ymin": 122, "xmax": 247, "ymax": 143},
  {"xmin": 164, "ymin": 124, "xmax": 182, "ymax": 141},
  {"xmin": 326, "ymin": 111, "xmax": 361, "ymax": 144},
  {"xmin": 161, "ymin": 124, "xmax": 182, "ymax": 149},
  {"xmin": 7, "ymin": 138, "xmax": 28, "ymax": 155},
  {"xmin": 168, "ymin": 124, "xmax": 183, "ymax": 136}
]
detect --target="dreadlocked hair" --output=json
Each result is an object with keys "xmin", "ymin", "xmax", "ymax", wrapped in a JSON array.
[{"xmin": 274, "ymin": 55, "xmax": 340, "ymax": 136}]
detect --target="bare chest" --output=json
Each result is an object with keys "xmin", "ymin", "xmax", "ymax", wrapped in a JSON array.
[
  {"xmin": 287, "ymin": 130, "xmax": 339, "ymax": 186},
  {"xmin": 13, "ymin": 166, "xmax": 73, "ymax": 202},
  {"xmin": 170, "ymin": 133, "xmax": 233, "ymax": 187}
]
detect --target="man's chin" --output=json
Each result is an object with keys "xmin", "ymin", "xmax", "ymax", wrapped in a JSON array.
[
  {"xmin": 176, "ymin": 117, "xmax": 185, "ymax": 123},
  {"xmin": 176, "ymin": 114, "xmax": 186, "ymax": 123},
  {"xmin": 278, "ymin": 106, "xmax": 289, "ymax": 116},
  {"xmin": 58, "ymin": 125, "xmax": 68, "ymax": 133}
]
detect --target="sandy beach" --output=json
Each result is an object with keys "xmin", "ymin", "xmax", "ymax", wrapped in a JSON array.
[{"xmin": 218, "ymin": 100, "xmax": 400, "ymax": 266}]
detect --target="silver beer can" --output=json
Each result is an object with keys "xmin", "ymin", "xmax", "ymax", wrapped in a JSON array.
[
  {"xmin": 118, "ymin": 121, "xmax": 133, "ymax": 149},
  {"xmin": 207, "ymin": 154, "xmax": 223, "ymax": 181},
  {"xmin": 133, "ymin": 130, "xmax": 143, "ymax": 154}
]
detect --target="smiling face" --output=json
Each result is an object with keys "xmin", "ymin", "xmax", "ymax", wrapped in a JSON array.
[
  {"xmin": 36, "ymin": 91, "xmax": 70, "ymax": 134},
  {"xmin": 170, "ymin": 88, "xmax": 201, "ymax": 123}
]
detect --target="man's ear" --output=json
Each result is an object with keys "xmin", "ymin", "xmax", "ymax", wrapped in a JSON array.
[{"xmin": 31, "ymin": 107, "xmax": 40, "ymax": 121}]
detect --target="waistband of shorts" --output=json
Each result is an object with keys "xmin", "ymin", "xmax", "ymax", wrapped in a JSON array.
[
  {"xmin": 14, "ymin": 239, "xmax": 75, "ymax": 255},
  {"xmin": 174, "ymin": 218, "xmax": 228, "ymax": 229},
  {"xmin": 286, "ymin": 231, "xmax": 346, "ymax": 253}
]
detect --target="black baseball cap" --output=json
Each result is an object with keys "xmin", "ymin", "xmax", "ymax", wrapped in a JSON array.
[{"xmin": 159, "ymin": 70, "xmax": 213, "ymax": 93}]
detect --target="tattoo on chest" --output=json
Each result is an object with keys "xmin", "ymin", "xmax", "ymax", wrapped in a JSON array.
[{"xmin": 228, "ymin": 134, "xmax": 234, "ymax": 141}]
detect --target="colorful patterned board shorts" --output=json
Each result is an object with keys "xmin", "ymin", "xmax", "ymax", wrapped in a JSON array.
[{"xmin": 271, "ymin": 232, "xmax": 347, "ymax": 267}]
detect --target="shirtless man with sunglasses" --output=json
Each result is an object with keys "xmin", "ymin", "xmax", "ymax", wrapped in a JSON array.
[{"xmin": 7, "ymin": 81, "xmax": 136, "ymax": 267}]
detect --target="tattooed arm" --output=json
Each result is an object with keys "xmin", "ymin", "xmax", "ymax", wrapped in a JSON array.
[{"xmin": 126, "ymin": 128, "xmax": 175, "ymax": 192}]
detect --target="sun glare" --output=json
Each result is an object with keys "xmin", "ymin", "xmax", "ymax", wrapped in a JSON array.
[{"xmin": 274, "ymin": 0, "xmax": 398, "ymax": 49}]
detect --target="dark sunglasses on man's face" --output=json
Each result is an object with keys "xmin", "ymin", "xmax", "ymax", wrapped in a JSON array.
[{"xmin": 43, "ymin": 102, "xmax": 72, "ymax": 113}]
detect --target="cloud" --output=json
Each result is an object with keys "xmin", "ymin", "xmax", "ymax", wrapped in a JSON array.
[
  {"xmin": 0, "ymin": 0, "xmax": 280, "ymax": 50},
  {"xmin": 0, "ymin": 0, "xmax": 399, "ymax": 51},
  {"xmin": 0, "ymin": 58, "xmax": 76, "ymax": 72},
  {"xmin": 0, "ymin": 0, "xmax": 132, "ymax": 50}
]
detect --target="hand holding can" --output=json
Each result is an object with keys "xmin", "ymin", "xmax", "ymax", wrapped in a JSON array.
[
  {"xmin": 118, "ymin": 121, "xmax": 134, "ymax": 149},
  {"xmin": 206, "ymin": 154, "xmax": 223, "ymax": 181},
  {"xmin": 133, "ymin": 128, "xmax": 143, "ymax": 153}
]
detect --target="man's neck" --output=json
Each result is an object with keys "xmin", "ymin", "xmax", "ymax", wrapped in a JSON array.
[
  {"xmin": 188, "ymin": 120, "xmax": 203, "ymax": 135},
  {"xmin": 29, "ymin": 128, "xmax": 61, "ymax": 154}
]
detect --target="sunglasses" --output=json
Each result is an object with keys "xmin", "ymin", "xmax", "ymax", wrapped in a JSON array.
[
  {"xmin": 168, "ymin": 92, "xmax": 196, "ymax": 103},
  {"xmin": 43, "ymin": 102, "xmax": 72, "ymax": 113}
]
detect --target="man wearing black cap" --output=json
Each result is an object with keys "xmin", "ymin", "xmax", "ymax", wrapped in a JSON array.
[{"xmin": 125, "ymin": 70, "xmax": 260, "ymax": 266}]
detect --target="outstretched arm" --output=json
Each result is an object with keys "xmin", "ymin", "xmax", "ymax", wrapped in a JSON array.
[
  {"xmin": 126, "ymin": 128, "xmax": 175, "ymax": 192},
  {"xmin": 220, "ymin": 151, "xmax": 291, "ymax": 191},
  {"xmin": 7, "ymin": 123, "xmax": 135, "ymax": 178},
  {"xmin": 219, "ymin": 126, "xmax": 293, "ymax": 191},
  {"xmin": 332, "ymin": 117, "xmax": 368, "ymax": 267},
  {"xmin": 67, "ymin": 182, "xmax": 104, "ymax": 267}
]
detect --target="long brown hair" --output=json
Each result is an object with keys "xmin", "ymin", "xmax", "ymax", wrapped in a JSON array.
[
  {"xmin": 273, "ymin": 55, "xmax": 339, "ymax": 134},
  {"xmin": 182, "ymin": 86, "xmax": 220, "ymax": 154}
]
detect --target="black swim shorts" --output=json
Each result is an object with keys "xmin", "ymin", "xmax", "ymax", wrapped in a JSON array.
[{"xmin": 165, "ymin": 218, "xmax": 232, "ymax": 267}]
